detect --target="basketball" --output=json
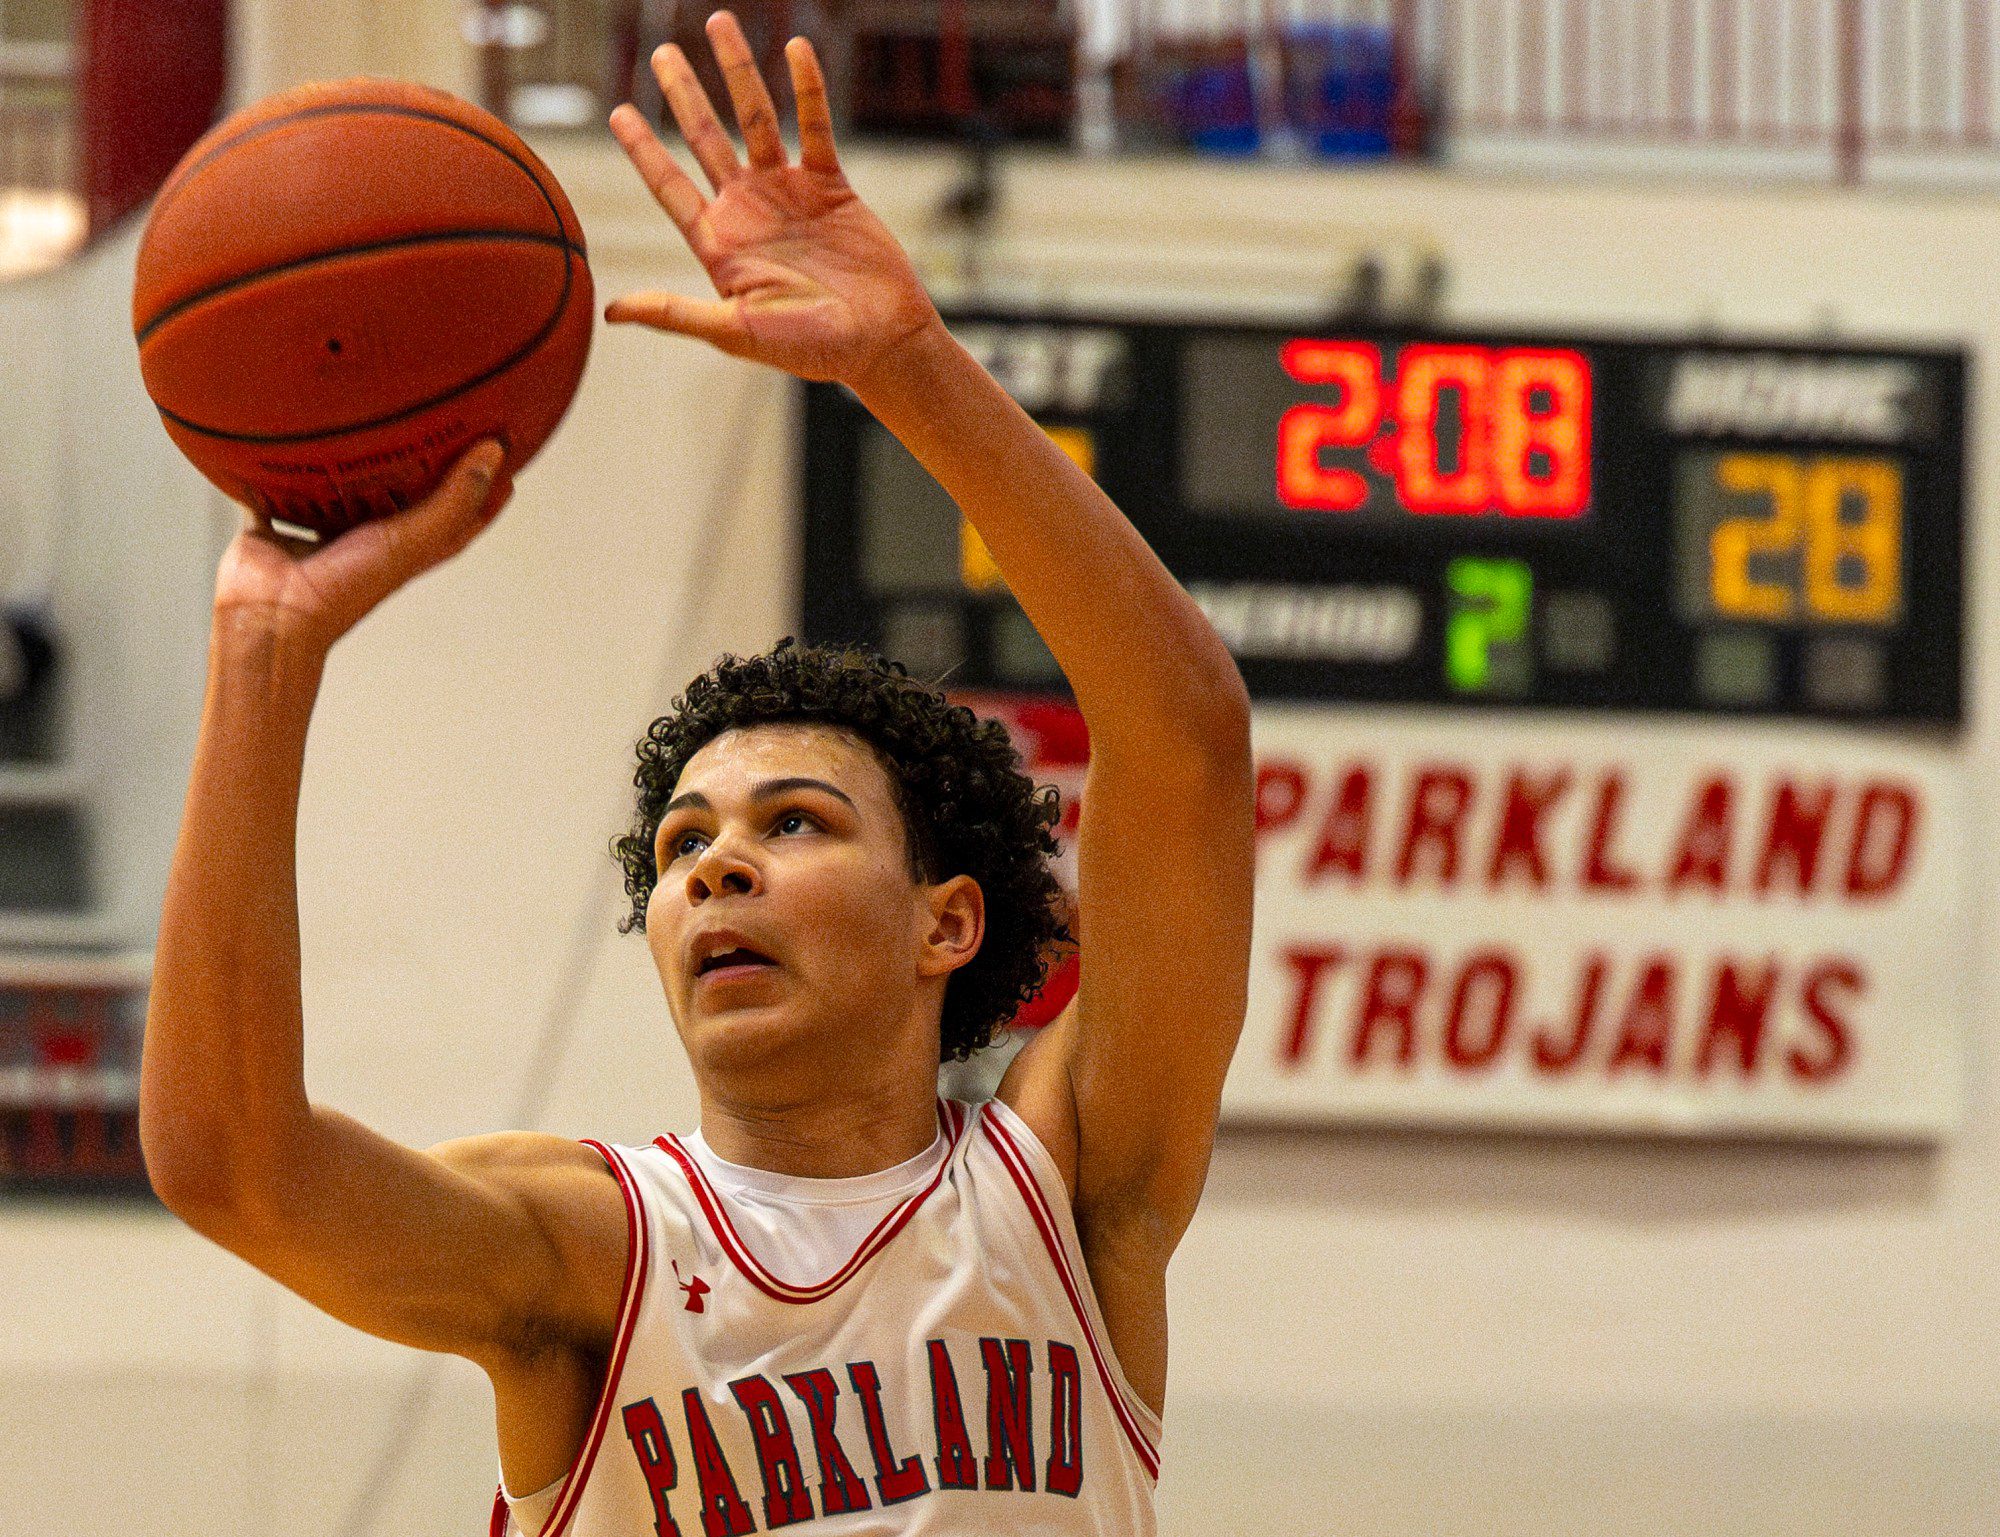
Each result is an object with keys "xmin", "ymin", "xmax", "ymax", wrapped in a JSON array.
[{"xmin": 131, "ymin": 78, "xmax": 593, "ymax": 537}]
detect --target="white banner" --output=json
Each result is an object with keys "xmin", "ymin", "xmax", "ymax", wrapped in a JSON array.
[{"xmin": 972, "ymin": 695, "xmax": 1968, "ymax": 1143}]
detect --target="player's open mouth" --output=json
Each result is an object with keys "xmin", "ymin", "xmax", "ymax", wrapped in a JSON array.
[{"xmin": 695, "ymin": 945, "xmax": 777, "ymax": 982}]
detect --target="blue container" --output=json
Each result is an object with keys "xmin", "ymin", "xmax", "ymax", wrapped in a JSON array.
[
  {"xmin": 1284, "ymin": 22, "xmax": 1396, "ymax": 158},
  {"xmin": 1164, "ymin": 52, "xmax": 1262, "ymax": 155}
]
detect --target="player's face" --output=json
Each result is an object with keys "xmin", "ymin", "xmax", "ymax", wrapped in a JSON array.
[{"xmin": 645, "ymin": 722, "xmax": 956, "ymax": 1073}]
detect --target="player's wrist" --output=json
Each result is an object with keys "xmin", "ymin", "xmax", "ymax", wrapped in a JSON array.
[
  {"xmin": 209, "ymin": 602, "xmax": 334, "ymax": 683},
  {"xmin": 845, "ymin": 309, "xmax": 955, "ymax": 405}
]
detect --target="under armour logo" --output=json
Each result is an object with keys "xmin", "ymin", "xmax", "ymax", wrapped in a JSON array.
[{"xmin": 672, "ymin": 1260, "xmax": 710, "ymax": 1313}]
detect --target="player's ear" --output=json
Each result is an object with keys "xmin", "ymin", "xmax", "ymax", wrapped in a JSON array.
[{"xmin": 917, "ymin": 875, "xmax": 984, "ymax": 978}]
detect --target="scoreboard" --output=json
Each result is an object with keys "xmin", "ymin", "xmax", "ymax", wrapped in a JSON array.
[
  {"xmin": 800, "ymin": 314, "xmax": 1966, "ymax": 725},
  {"xmin": 798, "ymin": 311, "xmax": 1971, "ymax": 1142}
]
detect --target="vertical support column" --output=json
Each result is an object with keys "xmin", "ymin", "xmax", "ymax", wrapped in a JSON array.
[
  {"xmin": 940, "ymin": 0, "xmax": 976, "ymax": 123},
  {"xmin": 478, "ymin": 0, "xmax": 511, "ymax": 117},
  {"xmin": 366, "ymin": 0, "xmax": 481, "ymax": 100},
  {"xmin": 1390, "ymin": 0, "xmax": 1429, "ymax": 152},
  {"xmin": 1836, "ymin": 0, "xmax": 1864, "ymax": 183},
  {"xmin": 1967, "ymin": 0, "xmax": 1991, "ymax": 148},
  {"xmin": 227, "ymin": 0, "xmax": 369, "ymax": 106},
  {"xmin": 76, "ymin": 0, "xmax": 227, "ymax": 233}
]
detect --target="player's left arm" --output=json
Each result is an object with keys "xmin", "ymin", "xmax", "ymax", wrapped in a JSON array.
[
  {"xmin": 879, "ymin": 332, "xmax": 1254, "ymax": 1412},
  {"xmin": 840, "ymin": 329, "xmax": 1255, "ymax": 1402},
  {"xmin": 606, "ymin": 10, "xmax": 1255, "ymax": 1405}
]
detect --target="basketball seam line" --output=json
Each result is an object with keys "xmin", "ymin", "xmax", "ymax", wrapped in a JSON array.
[
  {"xmin": 133, "ymin": 228, "xmax": 587, "ymax": 345},
  {"xmin": 151, "ymin": 101, "xmax": 583, "ymax": 257},
  {"xmin": 151, "ymin": 235, "xmax": 585, "ymax": 447},
  {"xmin": 142, "ymin": 99, "xmax": 589, "ymax": 450}
]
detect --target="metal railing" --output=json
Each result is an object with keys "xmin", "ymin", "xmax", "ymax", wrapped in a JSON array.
[
  {"xmin": 481, "ymin": 0, "xmax": 2000, "ymax": 182},
  {"xmin": 1419, "ymin": 0, "xmax": 1997, "ymax": 178},
  {"xmin": 0, "ymin": 46, "xmax": 83, "ymax": 280},
  {"xmin": 0, "ymin": 42, "xmax": 75, "ymax": 193}
]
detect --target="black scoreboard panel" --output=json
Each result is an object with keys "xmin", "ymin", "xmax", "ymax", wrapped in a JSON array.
[{"xmin": 800, "ymin": 313, "xmax": 1967, "ymax": 725}]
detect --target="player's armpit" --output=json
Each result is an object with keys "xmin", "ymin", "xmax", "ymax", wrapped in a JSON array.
[
  {"xmin": 995, "ymin": 1001, "xmax": 1083, "ymax": 1195},
  {"xmin": 997, "ymin": 699, "xmax": 1253, "ymax": 1243},
  {"xmin": 178, "ymin": 1112, "xmax": 628, "ymax": 1368},
  {"xmin": 998, "ymin": 1002, "xmax": 1176, "ymax": 1419},
  {"xmin": 1056, "ymin": 710, "xmax": 1256, "ymax": 1250}
]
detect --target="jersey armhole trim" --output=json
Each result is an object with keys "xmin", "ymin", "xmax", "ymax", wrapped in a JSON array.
[
  {"xmin": 979, "ymin": 1102, "xmax": 1164, "ymax": 1482},
  {"xmin": 528, "ymin": 1139, "xmax": 652, "ymax": 1537}
]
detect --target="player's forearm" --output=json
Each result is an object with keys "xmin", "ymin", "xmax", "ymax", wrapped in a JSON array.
[
  {"xmin": 853, "ymin": 320, "xmax": 1248, "ymax": 741},
  {"xmin": 140, "ymin": 611, "xmax": 325, "ymax": 1209}
]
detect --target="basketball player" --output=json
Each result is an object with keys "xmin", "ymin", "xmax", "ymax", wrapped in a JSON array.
[{"xmin": 139, "ymin": 13, "xmax": 1253, "ymax": 1534}]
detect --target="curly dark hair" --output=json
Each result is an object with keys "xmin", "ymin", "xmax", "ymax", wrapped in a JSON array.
[{"xmin": 613, "ymin": 638, "xmax": 1071, "ymax": 1061}]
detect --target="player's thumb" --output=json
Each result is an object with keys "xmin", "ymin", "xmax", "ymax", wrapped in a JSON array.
[
  {"xmin": 432, "ymin": 438, "xmax": 508, "ymax": 527},
  {"xmin": 604, "ymin": 292, "xmax": 753, "ymax": 355},
  {"xmin": 291, "ymin": 441, "xmax": 512, "ymax": 642},
  {"xmin": 387, "ymin": 439, "xmax": 509, "ymax": 572}
]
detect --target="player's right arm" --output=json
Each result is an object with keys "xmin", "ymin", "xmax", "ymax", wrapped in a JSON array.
[{"xmin": 139, "ymin": 445, "xmax": 627, "ymax": 1373}]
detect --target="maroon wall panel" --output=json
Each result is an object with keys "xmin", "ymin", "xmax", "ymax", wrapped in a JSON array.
[{"xmin": 77, "ymin": 0, "xmax": 228, "ymax": 233}]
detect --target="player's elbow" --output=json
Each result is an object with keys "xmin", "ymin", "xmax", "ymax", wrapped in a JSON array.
[
  {"xmin": 141, "ymin": 1112, "xmax": 234, "ymax": 1222},
  {"xmin": 1199, "ymin": 665, "xmax": 1252, "ymax": 756},
  {"xmin": 139, "ymin": 1103, "xmax": 283, "ymax": 1236},
  {"xmin": 1143, "ymin": 649, "xmax": 1251, "ymax": 766},
  {"xmin": 1175, "ymin": 665, "xmax": 1252, "ymax": 789}
]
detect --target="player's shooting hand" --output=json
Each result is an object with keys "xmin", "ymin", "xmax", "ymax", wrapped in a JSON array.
[
  {"xmin": 212, "ymin": 440, "xmax": 512, "ymax": 653},
  {"xmin": 604, "ymin": 10, "xmax": 938, "ymax": 386}
]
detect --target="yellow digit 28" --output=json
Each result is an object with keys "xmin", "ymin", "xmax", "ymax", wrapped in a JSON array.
[{"xmin": 1710, "ymin": 454, "xmax": 1902, "ymax": 624}]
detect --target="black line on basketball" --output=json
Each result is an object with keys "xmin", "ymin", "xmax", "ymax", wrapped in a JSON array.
[
  {"xmin": 152, "ymin": 103, "xmax": 584, "ymax": 265},
  {"xmin": 134, "ymin": 228, "xmax": 586, "ymax": 343},
  {"xmin": 151, "ymin": 243, "xmax": 585, "ymax": 445}
]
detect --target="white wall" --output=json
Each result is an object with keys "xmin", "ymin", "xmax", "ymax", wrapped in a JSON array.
[
  {"xmin": 0, "ymin": 217, "xmax": 218, "ymax": 946},
  {"xmin": 6, "ymin": 73, "xmax": 2000, "ymax": 1537}
]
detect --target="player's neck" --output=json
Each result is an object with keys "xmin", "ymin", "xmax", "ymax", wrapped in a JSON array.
[{"xmin": 693, "ymin": 1075, "xmax": 943, "ymax": 1179}]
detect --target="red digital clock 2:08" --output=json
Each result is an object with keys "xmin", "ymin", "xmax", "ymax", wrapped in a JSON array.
[{"xmin": 1276, "ymin": 340, "xmax": 1594, "ymax": 518}]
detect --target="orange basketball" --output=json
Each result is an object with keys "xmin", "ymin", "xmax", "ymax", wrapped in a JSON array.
[{"xmin": 133, "ymin": 79, "xmax": 593, "ymax": 537}]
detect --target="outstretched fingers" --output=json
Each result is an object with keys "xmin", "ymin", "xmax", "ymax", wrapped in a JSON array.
[
  {"xmin": 707, "ymin": 10, "xmax": 787, "ymax": 169},
  {"xmin": 653, "ymin": 43, "xmax": 741, "ymax": 191},
  {"xmin": 608, "ymin": 104, "xmax": 709, "ymax": 247},
  {"xmin": 786, "ymin": 37, "xmax": 841, "ymax": 173}
]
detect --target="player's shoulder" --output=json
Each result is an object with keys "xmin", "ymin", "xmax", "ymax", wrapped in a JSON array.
[
  {"xmin": 430, "ymin": 1128, "xmax": 618, "ymax": 1179},
  {"xmin": 430, "ymin": 1131, "xmax": 628, "ymax": 1238},
  {"xmin": 431, "ymin": 1132, "xmax": 632, "ymax": 1347}
]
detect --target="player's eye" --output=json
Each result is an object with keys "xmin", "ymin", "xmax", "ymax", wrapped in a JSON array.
[
  {"xmin": 666, "ymin": 830, "xmax": 707, "ymax": 860},
  {"xmin": 773, "ymin": 811, "xmax": 814, "ymax": 836}
]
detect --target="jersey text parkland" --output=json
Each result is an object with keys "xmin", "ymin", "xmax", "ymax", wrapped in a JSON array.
[{"xmin": 495, "ymin": 1098, "xmax": 1162, "ymax": 1536}]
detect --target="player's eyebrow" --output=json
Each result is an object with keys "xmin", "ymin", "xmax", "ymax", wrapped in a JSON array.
[
  {"xmin": 661, "ymin": 789, "xmax": 711, "ymax": 818},
  {"xmin": 752, "ymin": 777, "xmax": 856, "ymax": 808},
  {"xmin": 661, "ymin": 778, "xmax": 856, "ymax": 818}
]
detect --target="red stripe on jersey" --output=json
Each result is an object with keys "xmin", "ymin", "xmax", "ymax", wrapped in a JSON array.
[
  {"xmin": 534, "ymin": 1141, "xmax": 653, "ymax": 1537},
  {"xmin": 490, "ymin": 1485, "xmax": 510, "ymax": 1537},
  {"xmin": 982, "ymin": 1112, "xmax": 1162, "ymax": 1482},
  {"xmin": 654, "ymin": 1100, "xmax": 968, "ymax": 1305}
]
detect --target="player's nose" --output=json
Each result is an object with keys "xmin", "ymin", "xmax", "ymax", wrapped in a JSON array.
[{"xmin": 685, "ymin": 837, "xmax": 761, "ymax": 903}]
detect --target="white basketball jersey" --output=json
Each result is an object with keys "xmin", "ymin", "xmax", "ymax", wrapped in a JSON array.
[{"xmin": 491, "ymin": 1097, "xmax": 1162, "ymax": 1537}]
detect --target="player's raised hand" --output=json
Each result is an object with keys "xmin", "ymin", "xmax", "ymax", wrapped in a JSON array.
[
  {"xmin": 212, "ymin": 440, "xmax": 513, "ymax": 652},
  {"xmin": 604, "ymin": 11, "xmax": 938, "ymax": 385}
]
